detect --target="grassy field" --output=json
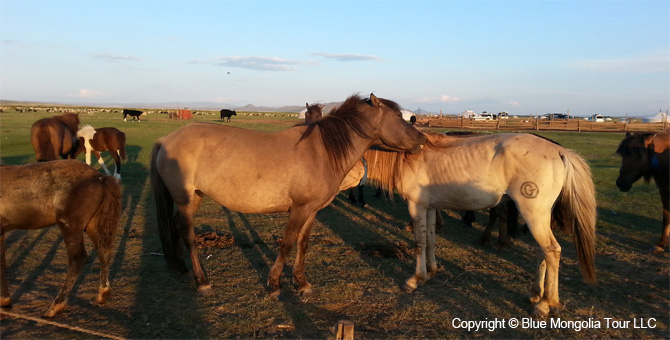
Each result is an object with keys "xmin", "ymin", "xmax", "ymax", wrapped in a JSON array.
[{"xmin": 0, "ymin": 109, "xmax": 668, "ymax": 339}]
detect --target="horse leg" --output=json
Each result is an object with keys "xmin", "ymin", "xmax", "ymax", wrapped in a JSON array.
[
  {"xmin": 110, "ymin": 150, "xmax": 122, "ymax": 179},
  {"xmin": 45, "ymin": 223, "xmax": 87, "ymax": 317},
  {"xmin": 435, "ymin": 209, "xmax": 444, "ymax": 233},
  {"xmin": 95, "ymin": 151, "xmax": 111, "ymax": 175},
  {"xmin": 495, "ymin": 204, "xmax": 510, "ymax": 251},
  {"xmin": 176, "ymin": 196, "xmax": 211, "ymax": 296},
  {"xmin": 652, "ymin": 191, "xmax": 669, "ymax": 253},
  {"xmin": 357, "ymin": 185, "xmax": 367, "ymax": 207},
  {"xmin": 479, "ymin": 208, "xmax": 498, "ymax": 245},
  {"xmin": 523, "ymin": 211, "xmax": 561, "ymax": 317},
  {"xmin": 348, "ymin": 188, "xmax": 358, "ymax": 204},
  {"xmin": 462, "ymin": 210, "xmax": 476, "ymax": 227},
  {"xmin": 425, "ymin": 208, "xmax": 438, "ymax": 278},
  {"xmin": 292, "ymin": 211, "xmax": 318, "ymax": 296},
  {"xmin": 0, "ymin": 234, "xmax": 11, "ymax": 308},
  {"xmin": 403, "ymin": 201, "xmax": 428, "ymax": 292},
  {"xmin": 268, "ymin": 208, "xmax": 311, "ymax": 299},
  {"xmin": 84, "ymin": 218, "xmax": 114, "ymax": 305}
]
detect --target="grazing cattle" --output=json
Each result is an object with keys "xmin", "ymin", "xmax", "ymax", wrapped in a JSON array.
[
  {"xmin": 220, "ymin": 109, "xmax": 237, "ymax": 122},
  {"xmin": 30, "ymin": 113, "xmax": 80, "ymax": 162},
  {"xmin": 122, "ymin": 109, "xmax": 143, "ymax": 122}
]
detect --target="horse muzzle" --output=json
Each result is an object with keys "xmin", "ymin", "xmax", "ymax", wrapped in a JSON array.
[{"xmin": 615, "ymin": 178, "xmax": 632, "ymax": 192}]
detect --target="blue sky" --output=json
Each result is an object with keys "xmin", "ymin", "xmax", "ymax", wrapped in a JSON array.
[{"xmin": 1, "ymin": 0, "xmax": 668, "ymax": 116}]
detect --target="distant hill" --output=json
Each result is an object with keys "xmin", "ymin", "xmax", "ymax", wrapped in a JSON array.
[{"xmin": 0, "ymin": 99, "xmax": 315, "ymax": 113}]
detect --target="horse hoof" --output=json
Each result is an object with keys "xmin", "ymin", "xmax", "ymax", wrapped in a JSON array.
[
  {"xmin": 268, "ymin": 289, "xmax": 281, "ymax": 301},
  {"xmin": 197, "ymin": 284, "xmax": 214, "ymax": 297},
  {"xmin": 0, "ymin": 297, "xmax": 11, "ymax": 308},
  {"xmin": 95, "ymin": 287, "xmax": 110, "ymax": 304},
  {"xmin": 44, "ymin": 302, "xmax": 67, "ymax": 318},
  {"xmin": 532, "ymin": 301, "xmax": 550, "ymax": 317},
  {"xmin": 298, "ymin": 283, "xmax": 313, "ymax": 297},
  {"xmin": 650, "ymin": 245, "xmax": 666, "ymax": 254}
]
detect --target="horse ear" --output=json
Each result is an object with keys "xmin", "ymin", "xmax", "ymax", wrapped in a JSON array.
[
  {"xmin": 306, "ymin": 103, "xmax": 309, "ymax": 109},
  {"xmin": 626, "ymin": 132, "xmax": 632, "ymax": 138},
  {"xmin": 369, "ymin": 93, "xmax": 382, "ymax": 107}
]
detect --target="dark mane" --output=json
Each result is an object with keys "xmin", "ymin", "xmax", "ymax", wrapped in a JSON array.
[
  {"xmin": 616, "ymin": 132, "xmax": 655, "ymax": 157},
  {"xmin": 299, "ymin": 94, "xmax": 375, "ymax": 171}
]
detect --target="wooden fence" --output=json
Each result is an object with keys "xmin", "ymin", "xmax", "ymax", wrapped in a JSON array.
[{"xmin": 418, "ymin": 117, "xmax": 668, "ymax": 132}]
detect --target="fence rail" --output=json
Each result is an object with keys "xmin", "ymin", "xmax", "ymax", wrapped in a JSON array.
[{"xmin": 418, "ymin": 117, "xmax": 668, "ymax": 132}]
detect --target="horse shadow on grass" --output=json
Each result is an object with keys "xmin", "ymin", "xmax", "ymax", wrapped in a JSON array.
[{"xmin": 209, "ymin": 207, "xmax": 340, "ymax": 339}]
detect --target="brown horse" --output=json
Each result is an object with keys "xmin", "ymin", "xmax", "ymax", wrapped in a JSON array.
[
  {"xmin": 303, "ymin": 103, "xmax": 324, "ymax": 124},
  {"xmin": 151, "ymin": 93, "xmax": 427, "ymax": 298},
  {"xmin": 0, "ymin": 160, "xmax": 122, "ymax": 317},
  {"xmin": 30, "ymin": 113, "xmax": 80, "ymax": 162},
  {"xmin": 616, "ymin": 131, "xmax": 670, "ymax": 253},
  {"xmin": 359, "ymin": 132, "xmax": 596, "ymax": 316},
  {"xmin": 76, "ymin": 125, "xmax": 127, "ymax": 179}
]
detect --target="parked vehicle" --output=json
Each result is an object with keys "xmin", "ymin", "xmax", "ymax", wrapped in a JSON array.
[{"xmin": 591, "ymin": 114, "xmax": 605, "ymax": 123}]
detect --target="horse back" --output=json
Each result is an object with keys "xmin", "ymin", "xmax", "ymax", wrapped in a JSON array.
[
  {"xmin": 0, "ymin": 160, "xmax": 104, "ymax": 232},
  {"xmin": 155, "ymin": 123, "xmax": 337, "ymax": 213}
]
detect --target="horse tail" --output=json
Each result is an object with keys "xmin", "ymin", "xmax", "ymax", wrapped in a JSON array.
[
  {"xmin": 150, "ymin": 139, "xmax": 182, "ymax": 275},
  {"xmin": 556, "ymin": 148, "xmax": 597, "ymax": 285},
  {"xmin": 91, "ymin": 175, "xmax": 123, "ymax": 253},
  {"xmin": 119, "ymin": 132, "xmax": 127, "ymax": 161}
]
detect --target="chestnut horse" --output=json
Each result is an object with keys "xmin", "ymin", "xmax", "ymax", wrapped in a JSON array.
[
  {"xmin": 358, "ymin": 132, "xmax": 596, "ymax": 316},
  {"xmin": 151, "ymin": 94, "xmax": 426, "ymax": 298},
  {"xmin": 76, "ymin": 125, "xmax": 127, "ymax": 179},
  {"xmin": 0, "ymin": 160, "xmax": 122, "ymax": 317},
  {"xmin": 616, "ymin": 131, "xmax": 670, "ymax": 253},
  {"xmin": 30, "ymin": 113, "xmax": 80, "ymax": 162}
]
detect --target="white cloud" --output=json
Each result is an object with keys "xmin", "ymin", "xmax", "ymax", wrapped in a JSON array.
[
  {"xmin": 68, "ymin": 89, "xmax": 106, "ymax": 98},
  {"xmin": 415, "ymin": 95, "xmax": 459, "ymax": 103},
  {"xmin": 568, "ymin": 49, "xmax": 670, "ymax": 73},
  {"xmin": 191, "ymin": 56, "xmax": 313, "ymax": 71},
  {"xmin": 93, "ymin": 53, "xmax": 140, "ymax": 61},
  {"xmin": 313, "ymin": 53, "xmax": 380, "ymax": 62},
  {"xmin": 508, "ymin": 101, "xmax": 520, "ymax": 106}
]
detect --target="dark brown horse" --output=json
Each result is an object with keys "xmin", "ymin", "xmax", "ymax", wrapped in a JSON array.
[
  {"xmin": 30, "ymin": 113, "xmax": 80, "ymax": 162},
  {"xmin": 151, "ymin": 93, "xmax": 426, "ymax": 298},
  {"xmin": 616, "ymin": 131, "xmax": 670, "ymax": 253},
  {"xmin": 303, "ymin": 103, "xmax": 324, "ymax": 124},
  {"xmin": 0, "ymin": 160, "xmax": 122, "ymax": 317},
  {"xmin": 76, "ymin": 125, "xmax": 127, "ymax": 179}
]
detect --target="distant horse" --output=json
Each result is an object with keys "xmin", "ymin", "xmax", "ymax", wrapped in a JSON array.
[
  {"xmin": 76, "ymin": 125, "xmax": 127, "ymax": 179},
  {"xmin": 151, "ymin": 93, "xmax": 426, "ymax": 298},
  {"xmin": 360, "ymin": 132, "xmax": 596, "ymax": 316},
  {"xmin": 122, "ymin": 109, "xmax": 143, "ymax": 122},
  {"xmin": 220, "ymin": 109, "xmax": 237, "ymax": 122},
  {"xmin": 0, "ymin": 160, "xmax": 122, "ymax": 317},
  {"xmin": 303, "ymin": 103, "xmax": 323, "ymax": 124},
  {"xmin": 30, "ymin": 113, "xmax": 80, "ymax": 162},
  {"xmin": 616, "ymin": 131, "xmax": 670, "ymax": 253}
]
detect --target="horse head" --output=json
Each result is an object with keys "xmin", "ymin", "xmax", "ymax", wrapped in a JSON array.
[
  {"xmin": 304, "ymin": 103, "xmax": 324, "ymax": 124},
  {"xmin": 616, "ymin": 132, "xmax": 656, "ymax": 191},
  {"xmin": 364, "ymin": 93, "xmax": 426, "ymax": 154}
]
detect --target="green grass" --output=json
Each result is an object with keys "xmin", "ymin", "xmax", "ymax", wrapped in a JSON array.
[{"xmin": 0, "ymin": 109, "xmax": 668, "ymax": 339}]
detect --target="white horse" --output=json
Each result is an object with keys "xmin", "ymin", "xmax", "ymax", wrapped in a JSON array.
[{"xmin": 344, "ymin": 132, "xmax": 597, "ymax": 316}]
